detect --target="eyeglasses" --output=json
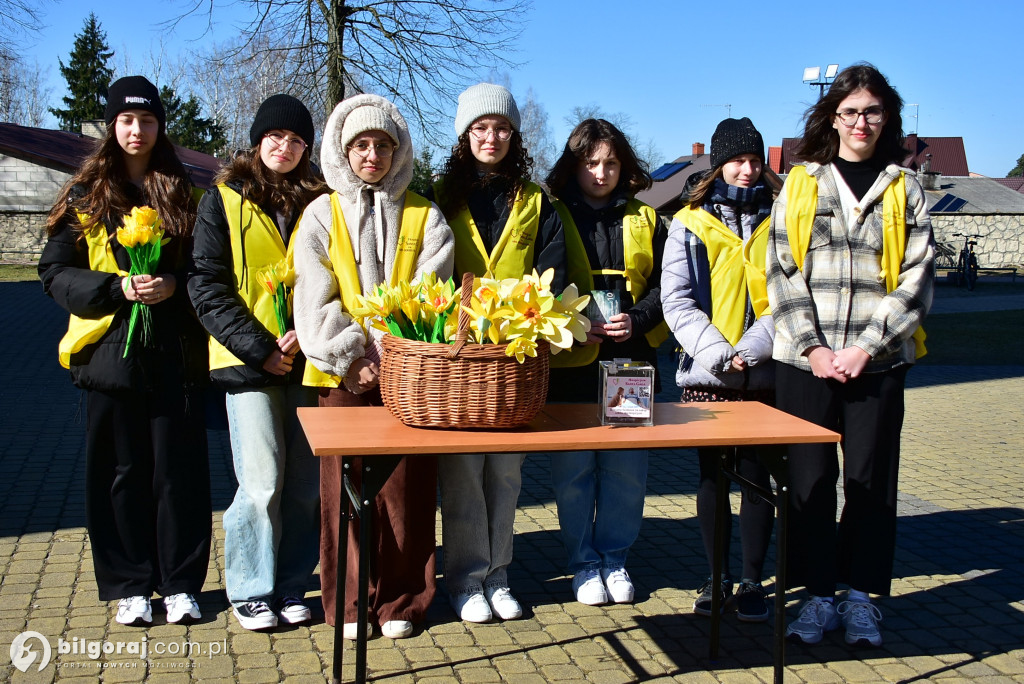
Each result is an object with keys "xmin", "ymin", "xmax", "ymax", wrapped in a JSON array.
[
  {"xmin": 835, "ymin": 107, "xmax": 885, "ymax": 127},
  {"xmin": 348, "ymin": 140, "xmax": 395, "ymax": 158},
  {"xmin": 265, "ymin": 131, "xmax": 307, "ymax": 152},
  {"xmin": 468, "ymin": 124, "xmax": 513, "ymax": 142}
]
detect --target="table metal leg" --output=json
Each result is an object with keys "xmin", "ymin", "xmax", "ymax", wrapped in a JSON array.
[
  {"xmin": 332, "ymin": 455, "xmax": 404, "ymax": 684},
  {"xmin": 709, "ymin": 447, "xmax": 733, "ymax": 660}
]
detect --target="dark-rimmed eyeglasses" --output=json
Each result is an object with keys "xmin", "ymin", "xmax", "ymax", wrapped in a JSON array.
[{"xmin": 835, "ymin": 107, "xmax": 885, "ymax": 127}]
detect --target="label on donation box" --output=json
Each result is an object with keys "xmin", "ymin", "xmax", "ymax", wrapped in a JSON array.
[{"xmin": 599, "ymin": 359, "xmax": 655, "ymax": 426}]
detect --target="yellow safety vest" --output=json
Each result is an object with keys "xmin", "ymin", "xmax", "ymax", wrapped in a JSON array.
[
  {"xmin": 208, "ymin": 185, "xmax": 297, "ymax": 371},
  {"xmin": 674, "ymin": 206, "xmax": 770, "ymax": 347},
  {"xmin": 784, "ymin": 165, "xmax": 926, "ymax": 358},
  {"xmin": 302, "ymin": 190, "xmax": 432, "ymax": 388},
  {"xmin": 57, "ymin": 216, "xmax": 129, "ymax": 369},
  {"xmin": 440, "ymin": 179, "xmax": 542, "ymax": 280},
  {"xmin": 554, "ymin": 198, "xmax": 670, "ymax": 353}
]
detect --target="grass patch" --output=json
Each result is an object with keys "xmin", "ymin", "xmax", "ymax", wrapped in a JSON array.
[
  {"xmin": 919, "ymin": 310, "xmax": 1023, "ymax": 365},
  {"xmin": 0, "ymin": 264, "xmax": 38, "ymax": 282}
]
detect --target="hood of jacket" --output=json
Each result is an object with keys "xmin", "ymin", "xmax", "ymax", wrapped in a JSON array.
[{"xmin": 320, "ymin": 94, "xmax": 413, "ymax": 202}]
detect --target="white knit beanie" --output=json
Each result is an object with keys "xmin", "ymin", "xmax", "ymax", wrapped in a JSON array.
[
  {"xmin": 454, "ymin": 83, "xmax": 521, "ymax": 136},
  {"xmin": 340, "ymin": 104, "xmax": 400, "ymax": 149}
]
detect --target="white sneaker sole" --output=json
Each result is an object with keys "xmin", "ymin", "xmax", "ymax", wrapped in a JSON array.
[{"xmin": 232, "ymin": 607, "xmax": 278, "ymax": 631}]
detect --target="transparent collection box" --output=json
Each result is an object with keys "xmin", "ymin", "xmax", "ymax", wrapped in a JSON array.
[{"xmin": 599, "ymin": 359, "xmax": 655, "ymax": 426}]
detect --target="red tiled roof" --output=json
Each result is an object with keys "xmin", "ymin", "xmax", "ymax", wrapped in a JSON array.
[
  {"xmin": 993, "ymin": 177, "xmax": 1024, "ymax": 193},
  {"xmin": 0, "ymin": 123, "xmax": 222, "ymax": 188}
]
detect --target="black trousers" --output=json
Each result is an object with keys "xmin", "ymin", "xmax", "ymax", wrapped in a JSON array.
[
  {"xmin": 776, "ymin": 363, "xmax": 908, "ymax": 597},
  {"xmin": 86, "ymin": 386, "xmax": 211, "ymax": 601}
]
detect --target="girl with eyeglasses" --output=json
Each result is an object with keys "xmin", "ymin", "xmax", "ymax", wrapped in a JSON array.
[
  {"xmin": 292, "ymin": 94, "xmax": 454, "ymax": 640},
  {"xmin": 189, "ymin": 94, "xmax": 328, "ymax": 631},
  {"xmin": 766, "ymin": 63, "xmax": 934, "ymax": 648},
  {"xmin": 544, "ymin": 118, "xmax": 667, "ymax": 608},
  {"xmin": 426, "ymin": 82, "xmax": 568, "ymax": 624},
  {"xmin": 661, "ymin": 117, "xmax": 780, "ymax": 624},
  {"xmin": 39, "ymin": 76, "xmax": 210, "ymax": 628}
]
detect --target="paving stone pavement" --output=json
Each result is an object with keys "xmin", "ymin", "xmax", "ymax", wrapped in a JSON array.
[{"xmin": 2, "ymin": 279, "xmax": 1022, "ymax": 683}]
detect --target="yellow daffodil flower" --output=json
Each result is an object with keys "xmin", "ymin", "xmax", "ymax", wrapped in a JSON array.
[{"xmin": 505, "ymin": 337, "xmax": 538, "ymax": 363}]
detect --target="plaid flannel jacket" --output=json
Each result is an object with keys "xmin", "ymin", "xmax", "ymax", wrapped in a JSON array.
[{"xmin": 766, "ymin": 162, "xmax": 935, "ymax": 373}]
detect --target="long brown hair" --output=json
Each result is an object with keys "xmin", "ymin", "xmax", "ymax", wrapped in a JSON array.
[
  {"xmin": 437, "ymin": 130, "xmax": 534, "ymax": 218},
  {"xmin": 546, "ymin": 118, "xmax": 652, "ymax": 199},
  {"xmin": 214, "ymin": 145, "xmax": 326, "ymax": 216},
  {"xmin": 46, "ymin": 125, "xmax": 195, "ymax": 237},
  {"xmin": 796, "ymin": 63, "xmax": 906, "ymax": 166}
]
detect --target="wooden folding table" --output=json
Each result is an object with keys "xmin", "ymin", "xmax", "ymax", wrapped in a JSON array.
[{"xmin": 298, "ymin": 402, "xmax": 840, "ymax": 684}]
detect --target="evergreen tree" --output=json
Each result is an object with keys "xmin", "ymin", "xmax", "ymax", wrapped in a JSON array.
[
  {"xmin": 1009, "ymin": 154, "xmax": 1024, "ymax": 178},
  {"xmin": 161, "ymin": 85, "xmax": 228, "ymax": 156},
  {"xmin": 409, "ymin": 148, "xmax": 435, "ymax": 196},
  {"xmin": 50, "ymin": 13, "xmax": 113, "ymax": 132}
]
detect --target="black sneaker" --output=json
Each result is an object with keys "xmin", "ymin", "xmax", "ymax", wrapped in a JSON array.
[
  {"xmin": 232, "ymin": 600, "xmax": 279, "ymax": 630},
  {"xmin": 693, "ymin": 577, "xmax": 733, "ymax": 616},
  {"xmin": 735, "ymin": 581, "xmax": 770, "ymax": 622}
]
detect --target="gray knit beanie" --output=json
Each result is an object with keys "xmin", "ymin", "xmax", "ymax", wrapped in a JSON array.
[
  {"xmin": 710, "ymin": 117, "xmax": 765, "ymax": 169},
  {"xmin": 454, "ymin": 83, "xmax": 521, "ymax": 136},
  {"xmin": 340, "ymin": 104, "xmax": 400, "ymax": 149}
]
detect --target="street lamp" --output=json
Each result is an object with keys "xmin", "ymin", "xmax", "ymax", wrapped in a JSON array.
[{"xmin": 803, "ymin": 64, "xmax": 839, "ymax": 100}]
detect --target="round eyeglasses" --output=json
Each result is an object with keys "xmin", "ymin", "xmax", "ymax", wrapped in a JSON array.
[
  {"xmin": 348, "ymin": 140, "xmax": 395, "ymax": 158},
  {"xmin": 468, "ymin": 125, "xmax": 512, "ymax": 142},
  {"xmin": 835, "ymin": 107, "xmax": 885, "ymax": 127},
  {"xmin": 264, "ymin": 131, "xmax": 307, "ymax": 152}
]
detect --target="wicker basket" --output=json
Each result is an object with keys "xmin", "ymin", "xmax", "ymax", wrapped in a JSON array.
[{"xmin": 378, "ymin": 272, "xmax": 550, "ymax": 429}]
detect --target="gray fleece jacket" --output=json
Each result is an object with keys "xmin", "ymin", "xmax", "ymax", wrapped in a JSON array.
[{"xmin": 293, "ymin": 94, "xmax": 455, "ymax": 379}]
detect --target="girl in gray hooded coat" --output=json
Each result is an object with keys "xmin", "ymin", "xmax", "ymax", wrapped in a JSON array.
[{"xmin": 293, "ymin": 94, "xmax": 454, "ymax": 640}]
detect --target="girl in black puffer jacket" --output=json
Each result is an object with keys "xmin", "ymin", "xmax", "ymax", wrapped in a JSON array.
[{"xmin": 39, "ymin": 76, "xmax": 210, "ymax": 628}]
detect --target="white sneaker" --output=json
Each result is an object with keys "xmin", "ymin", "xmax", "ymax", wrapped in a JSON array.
[
  {"xmin": 342, "ymin": 622, "xmax": 373, "ymax": 640},
  {"xmin": 163, "ymin": 593, "xmax": 200, "ymax": 624},
  {"xmin": 381, "ymin": 620, "xmax": 414, "ymax": 639},
  {"xmin": 785, "ymin": 597, "xmax": 840, "ymax": 645},
  {"xmin": 232, "ymin": 601, "xmax": 278, "ymax": 630},
  {"xmin": 485, "ymin": 586, "xmax": 522, "ymax": 620},
  {"xmin": 601, "ymin": 567, "xmax": 635, "ymax": 604},
  {"xmin": 572, "ymin": 568, "xmax": 609, "ymax": 606},
  {"xmin": 274, "ymin": 596, "xmax": 312, "ymax": 625},
  {"xmin": 116, "ymin": 596, "xmax": 152, "ymax": 626},
  {"xmin": 838, "ymin": 600, "xmax": 883, "ymax": 647},
  {"xmin": 451, "ymin": 590, "xmax": 492, "ymax": 623}
]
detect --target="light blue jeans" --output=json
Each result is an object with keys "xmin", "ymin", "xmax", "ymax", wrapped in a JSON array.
[
  {"xmin": 438, "ymin": 452, "xmax": 525, "ymax": 595},
  {"xmin": 550, "ymin": 450, "xmax": 648, "ymax": 573},
  {"xmin": 223, "ymin": 384, "xmax": 320, "ymax": 603}
]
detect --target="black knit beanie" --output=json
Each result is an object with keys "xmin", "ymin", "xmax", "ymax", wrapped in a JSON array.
[
  {"xmin": 104, "ymin": 76, "xmax": 165, "ymax": 127},
  {"xmin": 249, "ymin": 94, "xmax": 315, "ymax": 149},
  {"xmin": 710, "ymin": 117, "xmax": 765, "ymax": 169}
]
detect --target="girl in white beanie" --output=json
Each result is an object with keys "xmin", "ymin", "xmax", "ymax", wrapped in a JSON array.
[
  {"xmin": 293, "ymin": 94, "xmax": 454, "ymax": 640},
  {"xmin": 425, "ymin": 82, "xmax": 568, "ymax": 624}
]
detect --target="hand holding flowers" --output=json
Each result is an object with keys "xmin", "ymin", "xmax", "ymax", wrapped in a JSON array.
[{"xmin": 116, "ymin": 206, "xmax": 170, "ymax": 357}]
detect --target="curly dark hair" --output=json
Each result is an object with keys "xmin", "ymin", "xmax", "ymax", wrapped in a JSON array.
[
  {"xmin": 796, "ymin": 62, "xmax": 906, "ymax": 166},
  {"xmin": 546, "ymin": 118, "xmax": 652, "ymax": 199},
  {"xmin": 436, "ymin": 130, "xmax": 534, "ymax": 218},
  {"xmin": 214, "ymin": 145, "xmax": 327, "ymax": 217},
  {"xmin": 46, "ymin": 124, "xmax": 196, "ymax": 238}
]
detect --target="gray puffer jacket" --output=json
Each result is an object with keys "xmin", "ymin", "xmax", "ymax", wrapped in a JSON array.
[{"xmin": 661, "ymin": 178, "xmax": 775, "ymax": 392}]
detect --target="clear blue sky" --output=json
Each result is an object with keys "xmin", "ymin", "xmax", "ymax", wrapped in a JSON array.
[{"xmin": 23, "ymin": 0, "xmax": 1024, "ymax": 176}]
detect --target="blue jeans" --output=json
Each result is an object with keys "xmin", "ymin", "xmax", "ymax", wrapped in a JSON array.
[
  {"xmin": 550, "ymin": 450, "xmax": 648, "ymax": 573},
  {"xmin": 223, "ymin": 384, "xmax": 320, "ymax": 603}
]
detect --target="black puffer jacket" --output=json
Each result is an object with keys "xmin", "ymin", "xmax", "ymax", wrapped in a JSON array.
[
  {"xmin": 38, "ymin": 185, "xmax": 208, "ymax": 392},
  {"xmin": 188, "ymin": 180, "xmax": 308, "ymax": 389}
]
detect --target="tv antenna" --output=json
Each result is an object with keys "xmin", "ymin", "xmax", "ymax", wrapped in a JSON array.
[
  {"xmin": 701, "ymin": 104, "xmax": 732, "ymax": 118},
  {"xmin": 907, "ymin": 103, "xmax": 920, "ymax": 135}
]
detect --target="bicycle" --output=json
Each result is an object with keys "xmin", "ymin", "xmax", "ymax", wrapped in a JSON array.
[{"xmin": 952, "ymin": 233, "xmax": 981, "ymax": 290}]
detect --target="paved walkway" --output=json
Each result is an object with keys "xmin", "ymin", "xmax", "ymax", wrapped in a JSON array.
[{"xmin": 2, "ymin": 280, "xmax": 1022, "ymax": 683}]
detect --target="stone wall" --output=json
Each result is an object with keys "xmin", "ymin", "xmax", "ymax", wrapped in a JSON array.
[
  {"xmin": 0, "ymin": 155, "xmax": 70, "ymax": 262},
  {"xmin": 932, "ymin": 214, "xmax": 1024, "ymax": 269}
]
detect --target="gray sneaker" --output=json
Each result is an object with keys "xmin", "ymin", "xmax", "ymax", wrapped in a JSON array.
[
  {"xmin": 786, "ymin": 597, "xmax": 840, "ymax": 644},
  {"xmin": 838, "ymin": 600, "xmax": 883, "ymax": 647}
]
